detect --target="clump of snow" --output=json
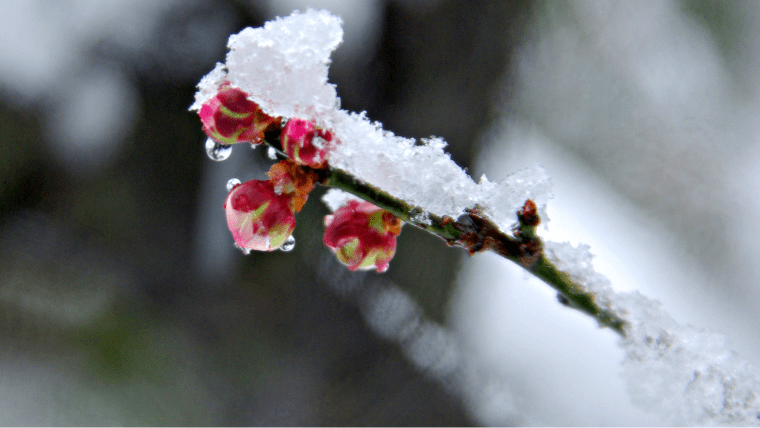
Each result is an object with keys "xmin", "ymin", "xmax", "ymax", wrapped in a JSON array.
[
  {"xmin": 478, "ymin": 166, "xmax": 553, "ymax": 232},
  {"xmin": 613, "ymin": 291, "xmax": 760, "ymax": 426},
  {"xmin": 191, "ymin": 62, "xmax": 227, "ymax": 112},
  {"xmin": 192, "ymin": 9, "xmax": 552, "ymax": 230},
  {"xmin": 190, "ymin": 9, "xmax": 342, "ymax": 122},
  {"xmin": 328, "ymin": 109, "xmax": 553, "ymax": 226},
  {"xmin": 327, "ymin": 111, "xmax": 483, "ymax": 217},
  {"xmin": 544, "ymin": 241, "xmax": 616, "ymax": 310},
  {"xmin": 546, "ymin": 240, "xmax": 760, "ymax": 426},
  {"xmin": 321, "ymin": 188, "xmax": 362, "ymax": 212}
]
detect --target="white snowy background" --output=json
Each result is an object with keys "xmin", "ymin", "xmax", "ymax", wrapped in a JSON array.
[
  {"xmin": 456, "ymin": 2, "xmax": 760, "ymax": 424},
  {"xmin": 1, "ymin": 0, "xmax": 760, "ymax": 425}
]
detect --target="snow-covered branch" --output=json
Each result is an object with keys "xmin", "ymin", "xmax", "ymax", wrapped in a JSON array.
[{"xmin": 190, "ymin": 9, "xmax": 760, "ymax": 425}]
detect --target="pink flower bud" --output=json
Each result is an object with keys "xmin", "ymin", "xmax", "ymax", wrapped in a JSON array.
[
  {"xmin": 224, "ymin": 179, "xmax": 296, "ymax": 251},
  {"xmin": 323, "ymin": 200, "xmax": 402, "ymax": 273},
  {"xmin": 200, "ymin": 85, "xmax": 278, "ymax": 145},
  {"xmin": 280, "ymin": 118, "xmax": 335, "ymax": 168}
]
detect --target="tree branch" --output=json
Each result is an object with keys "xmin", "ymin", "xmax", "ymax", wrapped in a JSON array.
[{"xmin": 263, "ymin": 131, "xmax": 627, "ymax": 337}]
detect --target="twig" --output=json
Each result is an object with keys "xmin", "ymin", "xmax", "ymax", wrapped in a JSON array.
[{"xmin": 263, "ymin": 131, "xmax": 627, "ymax": 337}]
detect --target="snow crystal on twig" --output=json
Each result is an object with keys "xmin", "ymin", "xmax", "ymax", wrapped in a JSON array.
[
  {"xmin": 321, "ymin": 188, "xmax": 362, "ymax": 212},
  {"xmin": 546, "ymin": 240, "xmax": 760, "ymax": 426},
  {"xmin": 613, "ymin": 291, "xmax": 760, "ymax": 426}
]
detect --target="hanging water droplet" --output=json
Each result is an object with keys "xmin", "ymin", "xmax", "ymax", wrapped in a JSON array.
[
  {"xmin": 205, "ymin": 138, "xmax": 232, "ymax": 161},
  {"xmin": 279, "ymin": 235, "xmax": 296, "ymax": 252},
  {"xmin": 226, "ymin": 178, "xmax": 241, "ymax": 192},
  {"xmin": 234, "ymin": 243, "xmax": 251, "ymax": 255},
  {"xmin": 267, "ymin": 147, "xmax": 278, "ymax": 160}
]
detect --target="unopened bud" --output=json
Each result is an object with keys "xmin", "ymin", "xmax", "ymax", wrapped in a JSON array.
[
  {"xmin": 280, "ymin": 118, "xmax": 335, "ymax": 168},
  {"xmin": 200, "ymin": 85, "xmax": 278, "ymax": 145},
  {"xmin": 224, "ymin": 179, "xmax": 296, "ymax": 251},
  {"xmin": 323, "ymin": 200, "xmax": 401, "ymax": 273}
]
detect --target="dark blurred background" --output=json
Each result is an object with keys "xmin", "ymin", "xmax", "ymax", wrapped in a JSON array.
[{"xmin": 0, "ymin": 0, "xmax": 532, "ymax": 424}]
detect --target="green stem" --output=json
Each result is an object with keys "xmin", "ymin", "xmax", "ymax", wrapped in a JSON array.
[
  {"xmin": 262, "ymin": 135, "xmax": 627, "ymax": 337},
  {"xmin": 324, "ymin": 166, "xmax": 627, "ymax": 337},
  {"xmin": 530, "ymin": 256, "xmax": 626, "ymax": 335},
  {"xmin": 323, "ymin": 168, "xmax": 464, "ymax": 242}
]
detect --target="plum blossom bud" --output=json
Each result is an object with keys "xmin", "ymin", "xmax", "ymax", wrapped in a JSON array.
[
  {"xmin": 224, "ymin": 179, "xmax": 296, "ymax": 251},
  {"xmin": 323, "ymin": 200, "xmax": 402, "ymax": 273},
  {"xmin": 200, "ymin": 85, "xmax": 279, "ymax": 145},
  {"xmin": 280, "ymin": 118, "xmax": 335, "ymax": 168},
  {"xmin": 266, "ymin": 160, "xmax": 318, "ymax": 212}
]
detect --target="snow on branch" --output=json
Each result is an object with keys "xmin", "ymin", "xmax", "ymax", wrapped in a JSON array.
[
  {"xmin": 191, "ymin": 8, "xmax": 552, "ymax": 234},
  {"xmin": 547, "ymin": 241, "xmax": 760, "ymax": 425}
]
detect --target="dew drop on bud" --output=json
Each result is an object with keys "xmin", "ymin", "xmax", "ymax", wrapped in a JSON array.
[
  {"xmin": 226, "ymin": 178, "xmax": 241, "ymax": 192},
  {"xmin": 205, "ymin": 138, "xmax": 232, "ymax": 161},
  {"xmin": 234, "ymin": 243, "xmax": 251, "ymax": 255},
  {"xmin": 279, "ymin": 235, "xmax": 296, "ymax": 252},
  {"xmin": 267, "ymin": 147, "xmax": 278, "ymax": 160}
]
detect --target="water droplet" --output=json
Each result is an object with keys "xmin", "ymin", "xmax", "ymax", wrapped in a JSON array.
[
  {"xmin": 234, "ymin": 243, "xmax": 251, "ymax": 255},
  {"xmin": 226, "ymin": 178, "xmax": 241, "ymax": 192},
  {"xmin": 279, "ymin": 235, "xmax": 296, "ymax": 252},
  {"xmin": 267, "ymin": 147, "xmax": 278, "ymax": 160},
  {"xmin": 205, "ymin": 138, "xmax": 232, "ymax": 161}
]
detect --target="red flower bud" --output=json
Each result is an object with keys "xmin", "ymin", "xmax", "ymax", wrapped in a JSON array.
[
  {"xmin": 280, "ymin": 118, "xmax": 335, "ymax": 168},
  {"xmin": 200, "ymin": 85, "xmax": 279, "ymax": 145},
  {"xmin": 323, "ymin": 200, "xmax": 402, "ymax": 273},
  {"xmin": 224, "ymin": 179, "xmax": 296, "ymax": 251}
]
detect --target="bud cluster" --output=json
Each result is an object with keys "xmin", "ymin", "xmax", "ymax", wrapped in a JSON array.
[{"xmin": 200, "ymin": 84, "xmax": 403, "ymax": 271}]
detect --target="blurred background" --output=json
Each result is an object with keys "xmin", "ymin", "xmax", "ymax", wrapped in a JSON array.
[{"xmin": 2, "ymin": 0, "xmax": 760, "ymax": 425}]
